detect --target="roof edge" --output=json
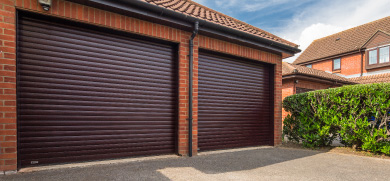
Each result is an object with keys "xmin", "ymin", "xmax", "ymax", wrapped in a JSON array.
[
  {"xmin": 186, "ymin": 0, "xmax": 298, "ymax": 47},
  {"xmin": 82, "ymin": 0, "xmax": 301, "ymax": 56},
  {"xmin": 283, "ymin": 73, "xmax": 356, "ymax": 85},
  {"xmin": 283, "ymin": 62, "xmax": 297, "ymax": 71},
  {"xmin": 129, "ymin": 0, "xmax": 301, "ymax": 52}
]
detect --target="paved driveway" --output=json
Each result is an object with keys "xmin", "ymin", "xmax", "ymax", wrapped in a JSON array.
[{"xmin": 2, "ymin": 147, "xmax": 390, "ymax": 181}]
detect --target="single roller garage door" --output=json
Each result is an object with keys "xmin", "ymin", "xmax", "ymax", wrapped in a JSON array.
[
  {"xmin": 17, "ymin": 15, "xmax": 178, "ymax": 167},
  {"xmin": 198, "ymin": 52, "xmax": 273, "ymax": 151}
]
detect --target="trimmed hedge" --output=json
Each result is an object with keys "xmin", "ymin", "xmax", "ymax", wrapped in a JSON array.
[{"xmin": 283, "ymin": 83, "xmax": 390, "ymax": 155}]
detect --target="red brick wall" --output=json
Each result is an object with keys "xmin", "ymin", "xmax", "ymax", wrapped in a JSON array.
[
  {"xmin": 340, "ymin": 53, "xmax": 362, "ymax": 75},
  {"xmin": 0, "ymin": 0, "xmax": 17, "ymax": 172},
  {"xmin": 311, "ymin": 52, "xmax": 390, "ymax": 76},
  {"xmin": 282, "ymin": 79, "xmax": 294, "ymax": 120},
  {"xmin": 0, "ymin": 0, "xmax": 283, "ymax": 171},
  {"xmin": 311, "ymin": 53, "xmax": 362, "ymax": 76},
  {"xmin": 312, "ymin": 53, "xmax": 362, "ymax": 76},
  {"xmin": 312, "ymin": 59, "xmax": 332, "ymax": 72}
]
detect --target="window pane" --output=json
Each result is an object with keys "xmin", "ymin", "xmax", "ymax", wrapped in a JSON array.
[
  {"xmin": 333, "ymin": 58, "xmax": 340, "ymax": 70},
  {"xmin": 369, "ymin": 49, "xmax": 377, "ymax": 64},
  {"xmin": 306, "ymin": 64, "xmax": 312, "ymax": 68},
  {"xmin": 379, "ymin": 46, "xmax": 389, "ymax": 63}
]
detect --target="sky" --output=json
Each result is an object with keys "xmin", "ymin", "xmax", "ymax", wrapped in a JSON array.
[{"xmin": 192, "ymin": 0, "xmax": 390, "ymax": 63}]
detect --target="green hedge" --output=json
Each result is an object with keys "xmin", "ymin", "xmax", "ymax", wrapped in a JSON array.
[{"xmin": 283, "ymin": 83, "xmax": 390, "ymax": 155}]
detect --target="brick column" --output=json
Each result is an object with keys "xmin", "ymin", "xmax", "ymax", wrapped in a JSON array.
[
  {"xmin": 191, "ymin": 36, "xmax": 199, "ymax": 155},
  {"xmin": 282, "ymin": 80, "xmax": 295, "ymax": 121},
  {"xmin": 177, "ymin": 31, "xmax": 190, "ymax": 155},
  {"xmin": 0, "ymin": 0, "xmax": 17, "ymax": 172},
  {"xmin": 273, "ymin": 61, "xmax": 283, "ymax": 146}
]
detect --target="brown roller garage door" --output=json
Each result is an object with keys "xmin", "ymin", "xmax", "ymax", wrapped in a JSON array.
[
  {"xmin": 17, "ymin": 15, "xmax": 177, "ymax": 167},
  {"xmin": 198, "ymin": 52, "xmax": 273, "ymax": 151}
]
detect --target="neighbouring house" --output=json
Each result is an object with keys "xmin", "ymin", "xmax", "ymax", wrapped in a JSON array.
[
  {"xmin": 0, "ymin": 0, "xmax": 300, "ymax": 172},
  {"xmin": 293, "ymin": 16, "xmax": 390, "ymax": 84},
  {"xmin": 282, "ymin": 62, "xmax": 355, "ymax": 119}
]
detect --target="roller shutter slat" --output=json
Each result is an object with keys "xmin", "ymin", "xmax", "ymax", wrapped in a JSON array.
[
  {"xmin": 20, "ymin": 133, "xmax": 175, "ymax": 143},
  {"xmin": 19, "ymin": 31, "xmax": 174, "ymax": 59},
  {"xmin": 19, "ymin": 53, "xmax": 175, "ymax": 77},
  {"xmin": 198, "ymin": 53, "xmax": 272, "ymax": 151},
  {"xmin": 20, "ymin": 18, "xmax": 173, "ymax": 52},
  {"xmin": 18, "ymin": 16, "xmax": 177, "ymax": 167},
  {"xmin": 21, "ymin": 137, "xmax": 175, "ymax": 148},
  {"xmin": 19, "ymin": 98, "xmax": 175, "ymax": 108}
]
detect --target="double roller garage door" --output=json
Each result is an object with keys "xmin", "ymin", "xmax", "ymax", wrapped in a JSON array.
[{"xmin": 17, "ymin": 14, "xmax": 272, "ymax": 168}]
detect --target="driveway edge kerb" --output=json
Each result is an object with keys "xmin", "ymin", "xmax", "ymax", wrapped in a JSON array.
[{"xmin": 279, "ymin": 147, "xmax": 390, "ymax": 162}]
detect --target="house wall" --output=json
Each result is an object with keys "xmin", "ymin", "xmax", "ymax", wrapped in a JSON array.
[
  {"xmin": 311, "ymin": 52, "xmax": 390, "ymax": 77},
  {"xmin": 312, "ymin": 59, "xmax": 332, "ymax": 72},
  {"xmin": 340, "ymin": 53, "xmax": 362, "ymax": 75},
  {"xmin": 0, "ymin": 0, "xmax": 284, "ymax": 172},
  {"xmin": 305, "ymin": 31, "xmax": 390, "ymax": 78},
  {"xmin": 312, "ymin": 53, "xmax": 362, "ymax": 76}
]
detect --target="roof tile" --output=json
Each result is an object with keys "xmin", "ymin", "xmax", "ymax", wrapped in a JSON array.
[
  {"xmin": 282, "ymin": 62, "xmax": 355, "ymax": 84},
  {"xmin": 193, "ymin": 6, "xmax": 200, "ymax": 16},
  {"xmin": 349, "ymin": 73, "xmax": 390, "ymax": 84},
  {"xmin": 294, "ymin": 16, "xmax": 390, "ymax": 64},
  {"xmin": 186, "ymin": 4, "xmax": 195, "ymax": 14},
  {"xmin": 171, "ymin": 0, "xmax": 185, "ymax": 10},
  {"xmin": 178, "ymin": 2, "xmax": 190, "ymax": 11},
  {"xmin": 143, "ymin": 0, "xmax": 297, "ymax": 48}
]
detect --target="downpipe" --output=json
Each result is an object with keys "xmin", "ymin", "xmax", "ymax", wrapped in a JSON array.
[{"xmin": 188, "ymin": 21, "xmax": 199, "ymax": 157}]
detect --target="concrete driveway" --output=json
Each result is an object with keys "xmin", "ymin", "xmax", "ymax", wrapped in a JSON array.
[{"xmin": 2, "ymin": 147, "xmax": 390, "ymax": 181}]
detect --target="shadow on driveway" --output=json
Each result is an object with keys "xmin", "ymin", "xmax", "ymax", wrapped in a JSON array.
[{"xmin": 1, "ymin": 147, "xmax": 324, "ymax": 181}]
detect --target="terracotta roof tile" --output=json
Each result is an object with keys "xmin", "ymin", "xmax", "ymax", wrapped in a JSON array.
[
  {"xmin": 216, "ymin": 14, "xmax": 223, "ymax": 25},
  {"xmin": 185, "ymin": 4, "xmax": 195, "ymax": 14},
  {"xmin": 349, "ymin": 73, "xmax": 390, "ymax": 84},
  {"xmin": 193, "ymin": 6, "xmax": 200, "ymax": 16},
  {"xmin": 142, "ymin": 0, "xmax": 297, "ymax": 48},
  {"xmin": 178, "ymin": 2, "xmax": 190, "ymax": 11},
  {"xmin": 200, "ymin": 7, "xmax": 205, "ymax": 18},
  {"xmin": 282, "ymin": 62, "xmax": 355, "ymax": 84},
  {"xmin": 171, "ymin": 0, "xmax": 185, "ymax": 10},
  {"xmin": 163, "ymin": 0, "xmax": 179, "ymax": 7},
  {"xmin": 294, "ymin": 16, "xmax": 390, "ymax": 65}
]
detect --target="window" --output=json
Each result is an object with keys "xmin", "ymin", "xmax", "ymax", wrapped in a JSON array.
[
  {"xmin": 368, "ymin": 45, "xmax": 390, "ymax": 65},
  {"xmin": 379, "ymin": 46, "xmax": 389, "ymax": 63},
  {"xmin": 333, "ymin": 58, "xmax": 341, "ymax": 70},
  {"xmin": 306, "ymin": 64, "xmax": 312, "ymax": 68},
  {"xmin": 369, "ymin": 49, "xmax": 378, "ymax": 64}
]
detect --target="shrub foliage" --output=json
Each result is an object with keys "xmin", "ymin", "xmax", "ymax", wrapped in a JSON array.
[{"xmin": 283, "ymin": 83, "xmax": 390, "ymax": 155}]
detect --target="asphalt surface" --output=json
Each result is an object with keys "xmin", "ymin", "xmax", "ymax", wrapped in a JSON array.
[{"xmin": 2, "ymin": 147, "xmax": 390, "ymax": 181}]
